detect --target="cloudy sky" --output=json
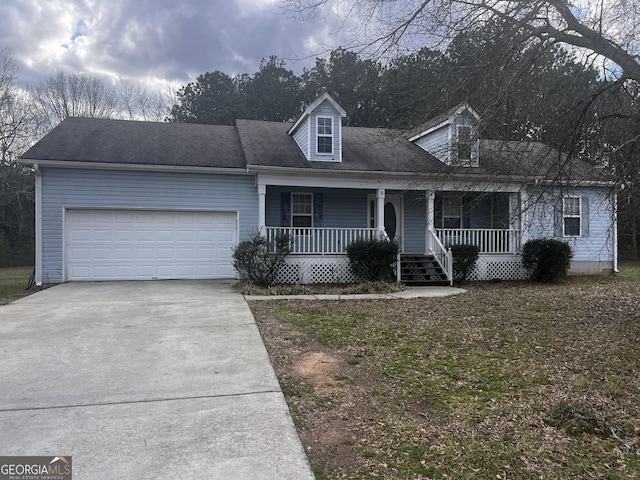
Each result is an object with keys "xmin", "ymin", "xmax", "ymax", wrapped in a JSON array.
[{"xmin": 1, "ymin": 0, "xmax": 354, "ymax": 90}]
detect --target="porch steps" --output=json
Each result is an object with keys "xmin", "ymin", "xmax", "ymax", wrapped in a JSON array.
[{"xmin": 400, "ymin": 254, "xmax": 450, "ymax": 286}]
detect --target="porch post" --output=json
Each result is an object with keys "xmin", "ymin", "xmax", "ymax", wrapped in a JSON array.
[
  {"xmin": 258, "ymin": 183, "xmax": 266, "ymax": 236},
  {"xmin": 519, "ymin": 188, "xmax": 528, "ymax": 248},
  {"xmin": 376, "ymin": 188, "xmax": 385, "ymax": 237},
  {"xmin": 426, "ymin": 190, "xmax": 435, "ymax": 253}
]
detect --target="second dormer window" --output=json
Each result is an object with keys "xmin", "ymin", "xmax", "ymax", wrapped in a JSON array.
[
  {"xmin": 456, "ymin": 125, "xmax": 472, "ymax": 163},
  {"xmin": 317, "ymin": 116, "xmax": 333, "ymax": 154}
]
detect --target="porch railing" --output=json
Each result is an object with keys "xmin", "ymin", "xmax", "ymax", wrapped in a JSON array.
[
  {"xmin": 434, "ymin": 228, "xmax": 522, "ymax": 254},
  {"xmin": 266, "ymin": 227, "xmax": 381, "ymax": 254},
  {"xmin": 427, "ymin": 229, "xmax": 453, "ymax": 286}
]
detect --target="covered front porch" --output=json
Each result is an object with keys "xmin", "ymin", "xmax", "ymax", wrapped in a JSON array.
[{"xmin": 257, "ymin": 181, "xmax": 528, "ymax": 284}]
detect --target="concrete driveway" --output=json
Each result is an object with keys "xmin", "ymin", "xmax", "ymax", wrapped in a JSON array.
[{"xmin": 0, "ymin": 281, "xmax": 314, "ymax": 479}]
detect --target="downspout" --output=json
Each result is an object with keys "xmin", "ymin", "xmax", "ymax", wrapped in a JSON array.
[
  {"xmin": 33, "ymin": 163, "xmax": 43, "ymax": 286},
  {"xmin": 613, "ymin": 191, "xmax": 619, "ymax": 273}
]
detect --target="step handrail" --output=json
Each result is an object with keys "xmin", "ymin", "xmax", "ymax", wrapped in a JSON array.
[{"xmin": 427, "ymin": 228, "xmax": 453, "ymax": 286}]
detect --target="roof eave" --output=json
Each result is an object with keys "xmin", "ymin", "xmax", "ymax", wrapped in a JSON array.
[{"xmin": 18, "ymin": 158, "xmax": 250, "ymax": 175}]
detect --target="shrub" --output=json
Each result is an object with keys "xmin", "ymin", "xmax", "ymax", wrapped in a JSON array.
[
  {"xmin": 522, "ymin": 238, "xmax": 573, "ymax": 282},
  {"xmin": 450, "ymin": 244, "xmax": 479, "ymax": 283},
  {"xmin": 232, "ymin": 232, "xmax": 291, "ymax": 287},
  {"xmin": 346, "ymin": 238, "xmax": 400, "ymax": 282}
]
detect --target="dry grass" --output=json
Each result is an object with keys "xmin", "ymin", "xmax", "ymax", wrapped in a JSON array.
[
  {"xmin": 252, "ymin": 265, "xmax": 640, "ymax": 479},
  {"xmin": 0, "ymin": 266, "xmax": 33, "ymax": 305}
]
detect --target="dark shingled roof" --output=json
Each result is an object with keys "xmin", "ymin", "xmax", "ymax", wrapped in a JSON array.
[
  {"xmin": 235, "ymin": 119, "xmax": 449, "ymax": 173},
  {"xmin": 20, "ymin": 116, "xmax": 612, "ymax": 183},
  {"xmin": 21, "ymin": 117, "xmax": 246, "ymax": 169}
]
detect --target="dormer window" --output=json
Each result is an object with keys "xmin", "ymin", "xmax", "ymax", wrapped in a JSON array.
[
  {"xmin": 317, "ymin": 116, "xmax": 333, "ymax": 154},
  {"xmin": 456, "ymin": 125, "xmax": 472, "ymax": 164}
]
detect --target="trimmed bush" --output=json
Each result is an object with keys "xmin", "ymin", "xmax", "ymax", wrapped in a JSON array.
[
  {"xmin": 450, "ymin": 244, "xmax": 479, "ymax": 283},
  {"xmin": 232, "ymin": 232, "xmax": 291, "ymax": 287},
  {"xmin": 346, "ymin": 238, "xmax": 400, "ymax": 282},
  {"xmin": 522, "ymin": 238, "xmax": 573, "ymax": 283}
]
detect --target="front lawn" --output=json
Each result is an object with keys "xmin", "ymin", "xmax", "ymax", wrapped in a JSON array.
[
  {"xmin": 0, "ymin": 266, "xmax": 34, "ymax": 305},
  {"xmin": 252, "ymin": 266, "xmax": 640, "ymax": 479}
]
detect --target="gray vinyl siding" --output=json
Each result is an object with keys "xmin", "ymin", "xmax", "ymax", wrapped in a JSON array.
[
  {"xmin": 292, "ymin": 119, "xmax": 310, "ymax": 160},
  {"xmin": 415, "ymin": 126, "xmax": 450, "ymax": 163},
  {"xmin": 41, "ymin": 167, "xmax": 258, "ymax": 283},
  {"xmin": 266, "ymin": 187, "xmax": 368, "ymax": 228},
  {"xmin": 403, "ymin": 192, "xmax": 427, "ymax": 252},
  {"xmin": 309, "ymin": 101, "xmax": 342, "ymax": 162},
  {"xmin": 526, "ymin": 186, "xmax": 614, "ymax": 262}
]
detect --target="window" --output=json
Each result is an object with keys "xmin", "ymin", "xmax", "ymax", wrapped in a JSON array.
[
  {"xmin": 317, "ymin": 116, "xmax": 333, "ymax": 154},
  {"xmin": 563, "ymin": 197, "xmax": 581, "ymax": 236},
  {"xmin": 292, "ymin": 193, "xmax": 313, "ymax": 227},
  {"xmin": 456, "ymin": 125, "xmax": 472, "ymax": 163},
  {"xmin": 442, "ymin": 195, "xmax": 462, "ymax": 228}
]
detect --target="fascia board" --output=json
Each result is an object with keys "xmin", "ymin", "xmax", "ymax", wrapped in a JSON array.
[
  {"xmin": 18, "ymin": 159, "xmax": 252, "ymax": 175},
  {"xmin": 408, "ymin": 120, "xmax": 451, "ymax": 142}
]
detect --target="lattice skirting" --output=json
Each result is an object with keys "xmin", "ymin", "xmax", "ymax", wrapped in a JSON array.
[
  {"xmin": 275, "ymin": 254, "xmax": 528, "ymax": 284},
  {"xmin": 468, "ymin": 254, "xmax": 529, "ymax": 281},
  {"xmin": 276, "ymin": 255, "xmax": 359, "ymax": 284}
]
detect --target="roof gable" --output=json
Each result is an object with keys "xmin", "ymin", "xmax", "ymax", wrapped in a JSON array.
[
  {"xmin": 288, "ymin": 91, "xmax": 347, "ymax": 136},
  {"xmin": 288, "ymin": 91, "xmax": 347, "ymax": 162},
  {"xmin": 408, "ymin": 102, "xmax": 480, "ymax": 142}
]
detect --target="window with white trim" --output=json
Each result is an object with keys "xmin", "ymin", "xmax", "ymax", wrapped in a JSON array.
[
  {"xmin": 442, "ymin": 195, "xmax": 462, "ymax": 228},
  {"xmin": 563, "ymin": 196, "xmax": 581, "ymax": 236},
  {"xmin": 456, "ymin": 125, "xmax": 472, "ymax": 163},
  {"xmin": 317, "ymin": 116, "xmax": 333, "ymax": 154},
  {"xmin": 292, "ymin": 193, "xmax": 313, "ymax": 227}
]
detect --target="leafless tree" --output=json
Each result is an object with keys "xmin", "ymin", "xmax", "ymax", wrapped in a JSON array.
[
  {"xmin": 285, "ymin": 0, "xmax": 640, "ymax": 82},
  {"xmin": 117, "ymin": 80, "xmax": 173, "ymax": 122},
  {"xmin": 0, "ymin": 49, "xmax": 37, "ymax": 264},
  {"xmin": 33, "ymin": 72, "xmax": 119, "ymax": 130}
]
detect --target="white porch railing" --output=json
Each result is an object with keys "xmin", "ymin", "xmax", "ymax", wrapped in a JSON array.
[
  {"xmin": 266, "ymin": 227, "xmax": 381, "ymax": 254},
  {"xmin": 427, "ymin": 229, "xmax": 453, "ymax": 285},
  {"xmin": 435, "ymin": 228, "xmax": 522, "ymax": 254}
]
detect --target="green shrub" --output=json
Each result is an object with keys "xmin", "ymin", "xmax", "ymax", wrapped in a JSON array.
[
  {"xmin": 232, "ymin": 232, "xmax": 291, "ymax": 287},
  {"xmin": 522, "ymin": 238, "xmax": 573, "ymax": 282},
  {"xmin": 450, "ymin": 244, "xmax": 479, "ymax": 283},
  {"xmin": 346, "ymin": 238, "xmax": 400, "ymax": 282}
]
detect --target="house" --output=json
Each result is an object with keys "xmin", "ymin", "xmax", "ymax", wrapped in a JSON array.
[{"xmin": 19, "ymin": 92, "xmax": 617, "ymax": 285}]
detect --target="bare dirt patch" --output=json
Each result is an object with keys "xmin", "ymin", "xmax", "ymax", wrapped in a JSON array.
[{"xmin": 295, "ymin": 352, "xmax": 343, "ymax": 395}]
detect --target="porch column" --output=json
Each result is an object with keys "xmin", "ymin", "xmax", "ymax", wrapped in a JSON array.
[
  {"xmin": 376, "ymin": 188, "xmax": 385, "ymax": 237},
  {"xmin": 520, "ymin": 188, "xmax": 528, "ymax": 247},
  {"xmin": 426, "ymin": 190, "xmax": 435, "ymax": 253},
  {"xmin": 258, "ymin": 183, "xmax": 266, "ymax": 236}
]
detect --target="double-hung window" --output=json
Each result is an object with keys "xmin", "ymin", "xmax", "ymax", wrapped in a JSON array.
[
  {"xmin": 292, "ymin": 193, "xmax": 313, "ymax": 227},
  {"xmin": 317, "ymin": 116, "xmax": 333, "ymax": 154},
  {"xmin": 563, "ymin": 196, "xmax": 581, "ymax": 236},
  {"xmin": 442, "ymin": 195, "xmax": 462, "ymax": 228},
  {"xmin": 456, "ymin": 125, "xmax": 472, "ymax": 164}
]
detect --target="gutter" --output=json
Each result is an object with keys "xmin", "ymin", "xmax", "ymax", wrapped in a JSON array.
[
  {"xmin": 33, "ymin": 164, "xmax": 43, "ymax": 286},
  {"xmin": 18, "ymin": 159, "xmax": 250, "ymax": 176}
]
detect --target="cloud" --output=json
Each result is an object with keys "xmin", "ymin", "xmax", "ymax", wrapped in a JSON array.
[{"xmin": 0, "ymin": 0, "xmax": 353, "ymax": 90}]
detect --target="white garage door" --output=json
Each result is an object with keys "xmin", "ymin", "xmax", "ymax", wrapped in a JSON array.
[{"xmin": 65, "ymin": 209, "xmax": 238, "ymax": 281}]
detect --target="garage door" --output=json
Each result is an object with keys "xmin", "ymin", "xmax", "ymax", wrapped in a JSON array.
[{"xmin": 65, "ymin": 209, "xmax": 238, "ymax": 281}]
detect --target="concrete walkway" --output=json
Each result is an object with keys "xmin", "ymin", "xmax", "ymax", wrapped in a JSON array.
[
  {"xmin": 0, "ymin": 281, "xmax": 314, "ymax": 480},
  {"xmin": 245, "ymin": 285, "xmax": 466, "ymax": 301}
]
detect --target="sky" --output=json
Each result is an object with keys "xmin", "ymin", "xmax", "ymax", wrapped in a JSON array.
[{"xmin": 0, "ymin": 0, "xmax": 353, "ymax": 91}]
